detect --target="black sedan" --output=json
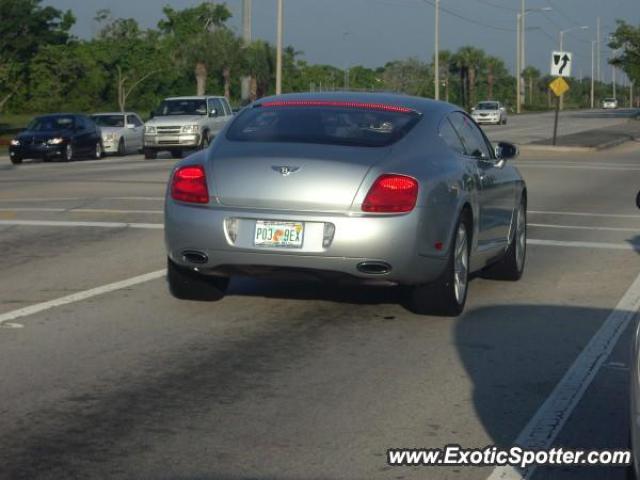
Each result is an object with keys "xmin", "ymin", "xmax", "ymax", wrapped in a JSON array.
[{"xmin": 9, "ymin": 114, "xmax": 103, "ymax": 164}]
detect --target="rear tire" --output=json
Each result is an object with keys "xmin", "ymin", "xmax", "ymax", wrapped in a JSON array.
[
  {"xmin": 200, "ymin": 131, "xmax": 210, "ymax": 149},
  {"xmin": 94, "ymin": 141, "xmax": 103, "ymax": 160},
  {"xmin": 143, "ymin": 148, "xmax": 157, "ymax": 160},
  {"xmin": 10, "ymin": 156, "xmax": 22, "ymax": 165},
  {"xmin": 408, "ymin": 213, "xmax": 471, "ymax": 316},
  {"xmin": 170, "ymin": 149, "xmax": 183, "ymax": 159},
  {"xmin": 483, "ymin": 199, "xmax": 526, "ymax": 281},
  {"xmin": 167, "ymin": 259, "xmax": 229, "ymax": 301}
]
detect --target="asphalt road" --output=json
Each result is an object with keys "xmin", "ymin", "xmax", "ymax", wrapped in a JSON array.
[
  {"xmin": 0, "ymin": 116, "xmax": 639, "ymax": 479},
  {"xmin": 482, "ymin": 108, "xmax": 639, "ymax": 145}
]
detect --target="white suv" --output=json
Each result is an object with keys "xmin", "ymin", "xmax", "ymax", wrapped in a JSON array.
[{"xmin": 143, "ymin": 96, "xmax": 233, "ymax": 159}]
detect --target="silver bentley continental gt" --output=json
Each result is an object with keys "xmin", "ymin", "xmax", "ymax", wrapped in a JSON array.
[{"xmin": 164, "ymin": 93, "xmax": 527, "ymax": 316}]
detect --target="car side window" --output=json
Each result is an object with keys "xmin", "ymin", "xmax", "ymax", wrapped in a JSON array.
[
  {"xmin": 209, "ymin": 98, "xmax": 224, "ymax": 117},
  {"xmin": 439, "ymin": 117, "xmax": 466, "ymax": 155},
  {"xmin": 449, "ymin": 112, "xmax": 492, "ymax": 159},
  {"xmin": 77, "ymin": 116, "xmax": 90, "ymax": 131},
  {"xmin": 129, "ymin": 115, "xmax": 142, "ymax": 127},
  {"xmin": 221, "ymin": 98, "xmax": 232, "ymax": 116}
]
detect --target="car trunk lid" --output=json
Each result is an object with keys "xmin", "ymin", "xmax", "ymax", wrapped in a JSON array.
[{"xmin": 210, "ymin": 143, "xmax": 389, "ymax": 212}]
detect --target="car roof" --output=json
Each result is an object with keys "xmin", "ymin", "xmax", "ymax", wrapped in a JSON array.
[
  {"xmin": 35, "ymin": 113, "xmax": 84, "ymax": 118},
  {"xmin": 165, "ymin": 96, "xmax": 226, "ymax": 101},
  {"xmin": 251, "ymin": 91, "xmax": 458, "ymax": 117},
  {"xmin": 92, "ymin": 112, "xmax": 139, "ymax": 116}
]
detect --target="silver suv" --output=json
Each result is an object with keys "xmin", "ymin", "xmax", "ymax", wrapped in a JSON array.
[{"xmin": 143, "ymin": 96, "xmax": 233, "ymax": 159}]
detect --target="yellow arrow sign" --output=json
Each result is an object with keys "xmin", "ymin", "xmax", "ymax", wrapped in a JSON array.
[{"xmin": 549, "ymin": 77, "xmax": 570, "ymax": 97}]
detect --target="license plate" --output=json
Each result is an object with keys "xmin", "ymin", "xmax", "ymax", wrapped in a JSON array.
[{"xmin": 254, "ymin": 221, "xmax": 304, "ymax": 248}]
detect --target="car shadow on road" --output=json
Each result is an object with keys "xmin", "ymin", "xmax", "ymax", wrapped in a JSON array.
[
  {"xmin": 454, "ymin": 304, "xmax": 634, "ymax": 480},
  {"xmin": 226, "ymin": 275, "xmax": 405, "ymax": 307}
]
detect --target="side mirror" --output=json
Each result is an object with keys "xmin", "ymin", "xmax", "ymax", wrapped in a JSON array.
[
  {"xmin": 209, "ymin": 108, "xmax": 218, "ymax": 117},
  {"xmin": 471, "ymin": 107, "xmax": 476, "ymax": 112},
  {"xmin": 494, "ymin": 141, "xmax": 518, "ymax": 160}
]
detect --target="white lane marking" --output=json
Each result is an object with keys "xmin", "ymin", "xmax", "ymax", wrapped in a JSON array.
[
  {"xmin": 73, "ymin": 208, "xmax": 163, "ymax": 214},
  {"xmin": 0, "ymin": 219, "xmax": 163, "ymax": 229},
  {"xmin": 0, "ymin": 270, "xmax": 166, "ymax": 328},
  {"xmin": 106, "ymin": 196, "xmax": 164, "ymax": 201},
  {"xmin": 530, "ymin": 210, "xmax": 640, "ymax": 219},
  {"xmin": 0, "ymin": 208, "xmax": 163, "ymax": 214},
  {"xmin": 528, "ymin": 239, "xmax": 637, "ymax": 251},
  {"xmin": 529, "ymin": 223, "xmax": 640, "ymax": 233},
  {"xmin": 0, "ymin": 196, "xmax": 163, "ymax": 203},
  {"xmin": 517, "ymin": 164, "xmax": 640, "ymax": 171},
  {"xmin": 0, "ymin": 197, "xmax": 83, "ymax": 202},
  {"xmin": 487, "ymin": 271, "xmax": 640, "ymax": 480}
]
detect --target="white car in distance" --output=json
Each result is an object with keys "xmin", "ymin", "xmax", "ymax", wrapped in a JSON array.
[{"xmin": 91, "ymin": 112, "xmax": 144, "ymax": 156}]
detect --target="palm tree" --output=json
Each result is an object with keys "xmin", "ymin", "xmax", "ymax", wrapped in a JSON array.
[
  {"xmin": 159, "ymin": 3, "xmax": 232, "ymax": 95},
  {"xmin": 211, "ymin": 28, "xmax": 243, "ymax": 99},
  {"xmin": 452, "ymin": 47, "xmax": 485, "ymax": 110},
  {"xmin": 485, "ymin": 55, "xmax": 506, "ymax": 100}
]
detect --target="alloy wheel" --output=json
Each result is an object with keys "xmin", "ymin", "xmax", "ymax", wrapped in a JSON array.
[{"xmin": 453, "ymin": 223, "xmax": 469, "ymax": 304}]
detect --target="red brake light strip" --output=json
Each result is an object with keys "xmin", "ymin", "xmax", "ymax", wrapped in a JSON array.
[{"xmin": 257, "ymin": 100, "xmax": 417, "ymax": 114}]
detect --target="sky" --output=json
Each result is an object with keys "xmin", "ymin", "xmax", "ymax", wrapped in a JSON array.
[{"xmin": 43, "ymin": 0, "xmax": 639, "ymax": 83}]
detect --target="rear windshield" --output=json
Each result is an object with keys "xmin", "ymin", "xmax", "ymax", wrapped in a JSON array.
[
  {"xmin": 92, "ymin": 115, "xmax": 125, "ymax": 127},
  {"xmin": 226, "ymin": 104, "xmax": 421, "ymax": 147},
  {"xmin": 476, "ymin": 102, "xmax": 499, "ymax": 110}
]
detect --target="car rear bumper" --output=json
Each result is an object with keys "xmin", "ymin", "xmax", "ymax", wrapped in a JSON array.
[{"xmin": 164, "ymin": 201, "xmax": 448, "ymax": 286}]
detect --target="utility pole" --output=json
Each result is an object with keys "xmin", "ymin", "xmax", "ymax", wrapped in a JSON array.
[
  {"xmin": 521, "ymin": 0, "xmax": 525, "ymax": 105},
  {"xmin": 240, "ymin": 0, "xmax": 252, "ymax": 102},
  {"xmin": 591, "ymin": 40, "xmax": 595, "ymax": 109},
  {"xmin": 275, "ymin": 0, "xmax": 283, "ymax": 95},
  {"xmin": 596, "ymin": 17, "xmax": 601, "ymax": 82},
  {"xmin": 612, "ymin": 64, "xmax": 616, "ymax": 98},
  {"xmin": 631, "ymin": 81, "xmax": 634, "ymax": 108},
  {"xmin": 516, "ymin": 13, "xmax": 521, "ymax": 114},
  {"xmin": 434, "ymin": 0, "xmax": 440, "ymax": 100}
]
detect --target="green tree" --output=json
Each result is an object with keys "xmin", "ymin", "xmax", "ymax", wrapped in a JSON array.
[
  {"xmin": 0, "ymin": 0, "xmax": 75, "ymax": 112},
  {"xmin": 452, "ymin": 47, "xmax": 485, "ymax": 110},
  {"xmin": 382, "ymin": 58, "xmax": 431, "ymax": 96},
  {"xmin": 158, "ymin": 2, "xmax": 232, "ymax": 96},
  {"xmin": 94, "ymin": 12, "xmax": 165, "ymax": 112},
  {"xmin": 522, "ymin": 66, "xmax": 540, "ymax": 106},
  {"xmin": 608, "ymin": 20, "xmax": 640, "ymax": 91}
]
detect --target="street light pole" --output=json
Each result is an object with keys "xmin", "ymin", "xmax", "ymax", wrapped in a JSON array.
[
  {"xmin": 240, "ymin": 0, "xmax": 252, "ymax": 102},
  {"xmin": 521, "ymin": 0, "xmax": 525, "ymax": 105},
  {"xmin": 275, "ymin": 0, "xmax": 283, "ymax": 95},
  {"xmin": 434, "ymin": 0, "xmax": 440, "ymax": 100},
  {"xmin": 516, "ymin": 13, "xmax": 521, "ymax": 114},
  {"xmin": 591, "ymin": 40, "xmax": 595, "ymax": 109},
  {"xmin": 596, "ymin": 17, "xmax": 601, "ymax": 82}
]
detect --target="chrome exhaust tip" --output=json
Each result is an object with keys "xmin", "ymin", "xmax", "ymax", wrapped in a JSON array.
[
  {"xmin": 357, "ymin": 261, "xmax": 392, "ymax": 275},
  {"xmin": 182, "ymin": 250, "xmax": 208, "ymax": 265}
]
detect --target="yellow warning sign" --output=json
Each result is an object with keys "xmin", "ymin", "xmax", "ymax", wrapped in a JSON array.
[{"xmin": 549, "ymin": 77, "xmax": 570, "ymax": 97}]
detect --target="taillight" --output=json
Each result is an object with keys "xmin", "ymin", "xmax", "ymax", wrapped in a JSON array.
[
  {"xmin": 362, "ymin": 174, "xmax": 419, "ymax": 213},
  {"xmin": 171, "ymin": 165, "xmax": 209, "ymax": 204}
]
